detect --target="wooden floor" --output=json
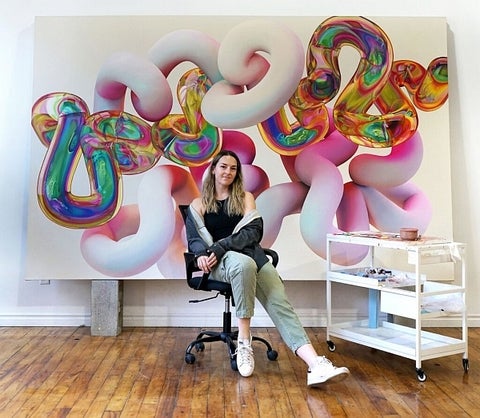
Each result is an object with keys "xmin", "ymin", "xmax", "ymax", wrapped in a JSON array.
[{"xmin": 0, "ymin": 326, "xmax": 477, "ymax": 417}]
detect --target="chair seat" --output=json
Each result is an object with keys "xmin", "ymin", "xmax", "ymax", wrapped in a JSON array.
[{"xmin": 188, "ymin": 275, "xmax": 232, "ymax": 296}]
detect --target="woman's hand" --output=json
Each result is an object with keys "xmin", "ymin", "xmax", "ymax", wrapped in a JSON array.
[{"xmin": 197, "ymin": 252, "xmax": 217, "ymax": 273}]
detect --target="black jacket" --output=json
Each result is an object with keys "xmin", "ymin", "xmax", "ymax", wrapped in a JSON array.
[{"xmin": 185, "ymin": 205, "xmax": 269, "ymax": 271}]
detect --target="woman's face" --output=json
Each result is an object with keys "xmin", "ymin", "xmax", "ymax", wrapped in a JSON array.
[{"xmin": 213, "ymin": 155, "xmax": 238, "ymax": 188}]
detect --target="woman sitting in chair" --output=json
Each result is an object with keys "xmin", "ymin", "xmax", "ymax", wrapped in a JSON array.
[{"xmin": 184, "ymin": 149, "xmax": 349, "ymax": 386}]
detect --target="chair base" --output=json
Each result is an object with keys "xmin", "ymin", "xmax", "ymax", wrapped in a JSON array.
[{"xmin": 184, "ymin": 328, "xmax": 279, "ymax": 371}]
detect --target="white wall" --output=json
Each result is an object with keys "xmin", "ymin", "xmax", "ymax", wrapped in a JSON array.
[{"xmin": 1, "ymin": 0, "xmax": 479, "ymax": 327}]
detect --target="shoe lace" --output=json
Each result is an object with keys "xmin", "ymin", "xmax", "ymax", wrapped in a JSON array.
[
  {"xmin": 236, "ymin": 344, "xmax": 254, "ymax": 367},
  {"xmin": 309, "ymin": 356, "xmax": 334, "ymax": 372},
  {"xmin": 317, "ymin": 356, "xmax": 333, "ymax": 366}
]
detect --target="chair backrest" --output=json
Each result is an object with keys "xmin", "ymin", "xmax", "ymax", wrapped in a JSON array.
[
  {"xmin": 179, "ymin": 204, "xmax": 189, "ymax": 222},
  {"xmin": 179, "ymin": 205, "xmax": 208, "ymax": 290}
]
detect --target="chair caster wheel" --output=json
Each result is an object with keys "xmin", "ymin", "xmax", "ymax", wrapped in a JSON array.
[
  {"xmin": 185, "ymin": 353, "xmax": 196, "ymax": 364},
  {"xmin": 230, "ymin": 357, "xmax": 238, "ymax": 371},
  {"xmin": 195, "ymin": 342, "xmax": 205, "ymax": 352},
  {"xmin": 267, "ymin": 349, "xmax": 278, "ymax": 361},
  {"xmin": 327, "ymin": 340, "xmax": 336, "ymax": 352}
]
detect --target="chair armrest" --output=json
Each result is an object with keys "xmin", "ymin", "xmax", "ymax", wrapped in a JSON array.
[
  {"xmin": 184, "ymin": 252, "xmax": 210, "ymax": 290},
  {"xmin": 262, "ymin": 248, "xmax": 279, "ymax": 267}
]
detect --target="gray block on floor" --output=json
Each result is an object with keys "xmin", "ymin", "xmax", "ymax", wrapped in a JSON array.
[{"xmin": 90, "ymin": 280, "xmax": 123, "ymax": 336}]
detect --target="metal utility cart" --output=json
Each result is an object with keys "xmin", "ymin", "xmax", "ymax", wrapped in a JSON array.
[{"xmin": 326, "ymin": 232, "xmax": 468, "ymax": 381}]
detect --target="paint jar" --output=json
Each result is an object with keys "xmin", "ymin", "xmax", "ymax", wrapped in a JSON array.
[{"xmin": 399, "ymin": 228, "xmax": 419, "ymax": 240}]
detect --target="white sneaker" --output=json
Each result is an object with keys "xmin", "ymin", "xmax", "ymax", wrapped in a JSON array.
[
  {"xmin": 235, "ymin": 339, "xmax": 255, "ymax": 377},
  {"xmin": 307, "ymin": 356, "xmax": 349, "ymax": 386}
]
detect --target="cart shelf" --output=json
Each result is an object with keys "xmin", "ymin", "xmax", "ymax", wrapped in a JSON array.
[{"xmin": 326, "ymin": 232, "xmax": 468, "ymax": 381}]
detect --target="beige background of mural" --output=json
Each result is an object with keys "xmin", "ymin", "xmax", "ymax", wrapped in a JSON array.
[{"xmin": 26, "ymin": 16, "xmax": 451, "ymax": 280}]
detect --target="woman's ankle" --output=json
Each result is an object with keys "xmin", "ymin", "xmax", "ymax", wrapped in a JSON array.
[{"xmin": 238, "ymin": 332, "xmax": 252, "ymax": 345}]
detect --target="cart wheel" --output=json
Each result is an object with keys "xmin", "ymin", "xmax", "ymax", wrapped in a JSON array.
[
  {"xmin": 463, "ymin": 358, "xmax": 469, "ymax": 372},
  {"xmin": 185, "ymin": 353, "xmax": 196, "ymax": 364},
  {"xmin": 416, "ymin": 368, "xmax": 427, "ymax": 382},
  {"xmin": 267, "ymin": 349, "xmax": 278, "ymax": 361},
  {"xmin": 327, "ymin": 340, "xmax": 336, "ymax": 352}
]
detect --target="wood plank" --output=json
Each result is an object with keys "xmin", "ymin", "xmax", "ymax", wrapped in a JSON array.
[
  {"xmin": 0, "ymin": 326, "xmax": 477, "ymax": 417},
  {"xmin": 139, "ymin": 329, "xmax": 180, "ymax": 416},
  {"xmin": 0, "ymin": 327, "xmax": 89, "ymax": 414},
  {"xmin": 83, "ymin": 329, "xmax": 139, "ymax": 416}
]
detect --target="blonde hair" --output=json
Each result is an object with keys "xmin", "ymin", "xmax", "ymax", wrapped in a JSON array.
[{"xmin": 201, "ymin": 150, "xmax": 245, "ymax": 215}]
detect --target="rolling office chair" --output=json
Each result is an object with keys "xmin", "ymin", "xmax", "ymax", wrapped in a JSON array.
[{"xmin": 179, "ymin": 205, "xmax": 278, "ymax": 371}]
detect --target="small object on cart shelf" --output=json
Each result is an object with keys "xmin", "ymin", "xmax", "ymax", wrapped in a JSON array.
[
  {"xmin": 363, "ymin": 267, "xmax": 392, "ymax": 281},
  {"xmin": 399, "ymin": 227, "xmax": 419, "ymax": 240}
]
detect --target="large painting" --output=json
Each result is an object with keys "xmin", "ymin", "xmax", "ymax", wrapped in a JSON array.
[{"xmin": 26, "ymin": 16, "xmax": 451, "ymax": 280}]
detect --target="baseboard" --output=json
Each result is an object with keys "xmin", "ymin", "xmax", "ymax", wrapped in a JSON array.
[
  {"xmin": 1, "ymin": 311, "xmax": 479, "ymax": 328},
  {"xmin": 0, "ymin": 314, "xmax": 89, "ymax": 327}
]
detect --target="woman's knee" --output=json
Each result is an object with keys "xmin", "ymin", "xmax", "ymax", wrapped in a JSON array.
[
  {"xmin": 226, "ymin": 252, "xmax": 257, "ymax": 276},
  {"xmin": 213, "ymin": 252, "xmax": 257, "ymax": 285}
]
